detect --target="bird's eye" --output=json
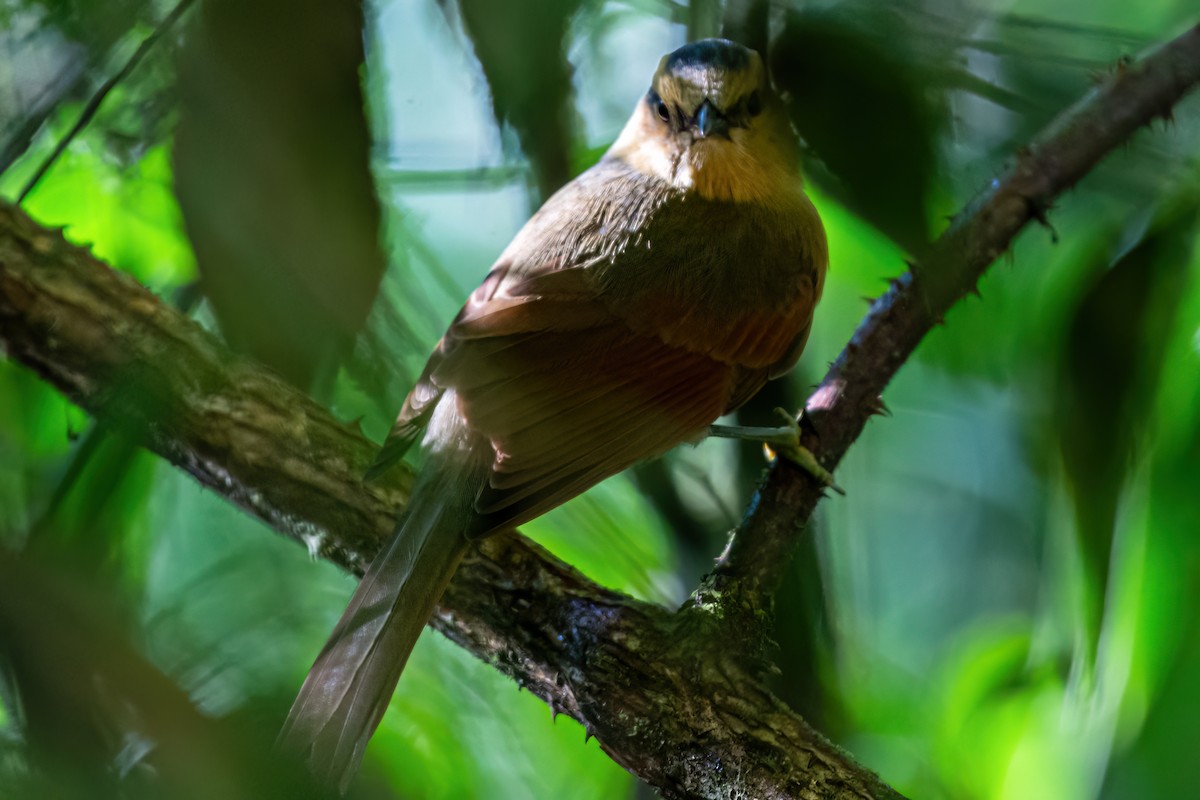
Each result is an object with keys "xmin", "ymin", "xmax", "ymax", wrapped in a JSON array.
[
  {"xmin": 746, "ymin": 91, "xmax": 762, "ymax": 117},
  {"xmin": 655, "ymin": 100, "xmax": 670, "ymax": 122}
]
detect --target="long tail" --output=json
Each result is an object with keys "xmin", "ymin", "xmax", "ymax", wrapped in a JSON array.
[{"xmin": 279, "ymin": 459, "xmax": 479, "ymax": 793}]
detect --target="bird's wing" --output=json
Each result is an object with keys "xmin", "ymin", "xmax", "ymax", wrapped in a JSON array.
[
  {"xmin": 427, "ymin": 265, "xmax": 736, "ymax": 536},
  {"xmin": 367, "ymin": 256, "xmax": 625, "ymax": 479},
  {"xmin": 721, "ymin": 314, "xmax": 815, "ymax": 415},
  {"xmin": 368, "ymin": 263, "xmax": 529, "ymax": 479},
  {"xmin": 365, "ymin": 354, "xmax": 444, "ymax": 480}
]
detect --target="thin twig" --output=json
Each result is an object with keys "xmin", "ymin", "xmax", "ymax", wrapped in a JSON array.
[{"xmin": 17, "ymin": 0, "xmax": 196, "ymax": 204}]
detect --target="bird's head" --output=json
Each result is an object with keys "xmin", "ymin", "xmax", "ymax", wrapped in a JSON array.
[{"xmin": 608, "ymin": 39, "xmax": 800, "ymax": 203}]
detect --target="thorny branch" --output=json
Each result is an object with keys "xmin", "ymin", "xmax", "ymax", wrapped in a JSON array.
[{"xmin": 714, "ymin": 22, "xmax": 1200, "ymax": 599}]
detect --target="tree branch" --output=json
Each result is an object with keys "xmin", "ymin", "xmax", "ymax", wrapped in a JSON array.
[
  {"xmin": 2, "ymin": 21, "xmax": 1198, "ymax": 800},
  {"xmin": 0, "ymin": 215, "xmax": 898, "ymax": 799},
  {"xmin": 715, "ymin": 22, "xmax": 1200, "ymax": 598}
]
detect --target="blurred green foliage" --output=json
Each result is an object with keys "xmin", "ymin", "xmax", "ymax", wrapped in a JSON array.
[
  {"xmin": 1, "ymin": 0, "xmax": 1199, "ymax": 798},
  {"xmin": 174, "ymin": 0, "xmax": 387, "ymax": 395}
]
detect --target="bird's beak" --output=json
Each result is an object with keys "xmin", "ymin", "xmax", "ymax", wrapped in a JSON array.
[{"xmin": 693, "ymin": 99, "xmax": 730, "ymax": 140}]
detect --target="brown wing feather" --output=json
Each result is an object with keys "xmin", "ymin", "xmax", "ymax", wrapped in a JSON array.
[
  {"xmin": 376, "ymin": 251, "xmax": 814, "ymax": 516},
  {"xmin": 722, "ymin": 312, "xmax": 816, "ymax": 415},
  {"xmin": 370, "ymin": 262, "xmax": 544, "ymax": 477},
  {"xmin": 437, "ymin": 294, "xmax": 735, "ymax": 535}
]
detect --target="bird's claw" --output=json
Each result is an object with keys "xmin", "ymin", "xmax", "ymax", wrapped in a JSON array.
[{"xmin": 762, "ymin": 408, "xmax": 845, "ymax": 495}]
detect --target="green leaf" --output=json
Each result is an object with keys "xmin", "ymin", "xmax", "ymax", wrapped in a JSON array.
[{"xmin": 1057, "ymin": 194, "xmax": 1200, "ymax": 666}]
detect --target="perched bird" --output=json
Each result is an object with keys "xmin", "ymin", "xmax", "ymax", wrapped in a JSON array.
[{"xmin": 280, "ymin": 38, "xmax": 828, "ymax": 792}]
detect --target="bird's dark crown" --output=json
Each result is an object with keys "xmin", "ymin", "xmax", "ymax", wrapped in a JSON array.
[{"xmin": 663, "ymin": 39, "xmax": 753, "ymax": 76}]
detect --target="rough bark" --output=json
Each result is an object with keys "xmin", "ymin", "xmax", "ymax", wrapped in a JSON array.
[{"xmin": 2, "ymin": 22, "xmax": 1198, "ymax": 800}]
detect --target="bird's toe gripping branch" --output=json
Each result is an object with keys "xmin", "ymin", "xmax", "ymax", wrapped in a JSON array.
[{"xmin": 708, "ymin": 408, "xmax": 845, "ymax": 495}]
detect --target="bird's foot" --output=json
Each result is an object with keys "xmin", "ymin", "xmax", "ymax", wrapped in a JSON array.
[{"xmin": 709, "ymin": 408, "xmax": 844, "ymax": 495}]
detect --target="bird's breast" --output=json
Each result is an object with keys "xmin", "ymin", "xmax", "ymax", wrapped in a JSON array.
[{"xmin": 589, "ymin": 179, "xmax": 826, "ymax": 369}]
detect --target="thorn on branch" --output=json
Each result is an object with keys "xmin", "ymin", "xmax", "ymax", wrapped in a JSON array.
[
  {"xmin": 1025, "ymin": 197, "xmax": 1060, "ymax": 244},
  {"xmin": 1088, "ymin": 55, "xmax": 1135, "ymax": 87}
]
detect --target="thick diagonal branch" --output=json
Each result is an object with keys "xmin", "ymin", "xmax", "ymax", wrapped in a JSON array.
[
  {"xmin": 2, "ymin": 21, "xmax": 1199, "ymax": 800},
  {"xmin": 0, "ymin": 210, "xmax": 898, "ymax": 800}
]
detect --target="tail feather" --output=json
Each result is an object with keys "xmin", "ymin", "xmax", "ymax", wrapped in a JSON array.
[{"xmin": 280, "ymin": 458, "xmax": 480, "ymax": 793}]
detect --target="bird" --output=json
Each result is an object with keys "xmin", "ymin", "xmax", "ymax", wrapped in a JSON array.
[{"xmin": 279, "ymin": 37, "xmax": 829, "ymax": 792}]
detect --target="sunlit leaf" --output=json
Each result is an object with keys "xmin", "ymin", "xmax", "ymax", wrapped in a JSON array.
[{"xmin": 1058, "ymin": 195, "xmax": 1199, "ymax": 665}]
